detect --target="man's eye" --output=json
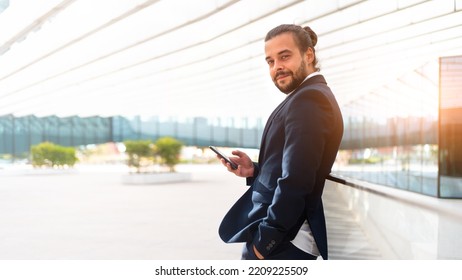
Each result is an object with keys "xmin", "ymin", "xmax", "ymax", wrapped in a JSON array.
[
  {"xmin": 267, "ymin": 60, "xmax": 274, "ymax": 65},
  {"xmin": 281, "ymin": 55, "xmax": 289, "ymax": 60}
]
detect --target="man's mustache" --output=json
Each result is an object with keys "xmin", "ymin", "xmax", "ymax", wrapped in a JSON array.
[{"xmin": 275, "ymin": 71, "xmax": 292, "ymax": 80}]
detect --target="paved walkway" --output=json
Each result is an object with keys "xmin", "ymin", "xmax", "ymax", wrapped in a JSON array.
[
  {"xmin": 0, "ymin": 164, "xmax": 380, "ymax": 260},
  {"xmin": 0, "ymin": 164, "xmax": 244, "ymax": 259}
]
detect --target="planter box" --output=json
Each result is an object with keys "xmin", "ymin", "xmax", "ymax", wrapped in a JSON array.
[{"xmin": 121, "ymin": 172, "xmax": 192, "ymax": 185}]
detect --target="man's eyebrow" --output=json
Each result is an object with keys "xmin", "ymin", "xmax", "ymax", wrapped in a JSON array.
[
  {"xmin": 278, "ymin": 49, "xmax": 292, "ymax": 56},
  {"xmin": 265, "ymin": 49, "xmax": 292, "ymax": 61}
]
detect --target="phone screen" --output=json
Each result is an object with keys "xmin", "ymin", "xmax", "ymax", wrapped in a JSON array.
[{"xmin": 209, "ymin": 146, "xmax": 238, "ymax": 170}]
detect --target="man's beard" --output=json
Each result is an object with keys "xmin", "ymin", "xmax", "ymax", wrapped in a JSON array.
[{"xmin": 273, "ymin": 61, "xmax": 308, "ymax": 94}]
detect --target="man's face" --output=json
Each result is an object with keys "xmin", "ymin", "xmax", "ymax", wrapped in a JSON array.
[{"xmin": 264, "ymin": 33, "xmax": 313, "ymax": 94}]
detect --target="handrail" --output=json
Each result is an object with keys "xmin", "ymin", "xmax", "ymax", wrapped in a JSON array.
[
  {"xmin": 326, "ymin": 174, "xmax": 347, "ymax": 185},
  {"xmin": 326, "ymin": 174, "xmax": 462, "ymax": 220}
]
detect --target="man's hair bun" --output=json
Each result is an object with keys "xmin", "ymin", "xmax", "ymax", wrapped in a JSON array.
[{"xmin": 303, "ymin": 26, "xmax": 317, "ymax": 47}]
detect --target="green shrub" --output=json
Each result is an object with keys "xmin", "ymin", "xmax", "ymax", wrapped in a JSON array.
[
  {"xmin": 155, "ymin": 137, "xmax": 183, "ymax": 172},
  {"xmin": 31, "ymin": 142, "xmax": 77, "ymax": 168},
  {"xmin": 123, "ymin": 140, "xmax": 155, "ymax": 173}
]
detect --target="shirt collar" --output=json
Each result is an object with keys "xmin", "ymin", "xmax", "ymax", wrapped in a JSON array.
[{"xmin": 287, "ymin": 71, "xmax": 321, "ymax": 96}]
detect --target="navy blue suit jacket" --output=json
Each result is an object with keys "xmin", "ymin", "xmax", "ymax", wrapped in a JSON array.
[{"xmin": 219, "ymin": 75, "xmax": 343, "ymax": 260}]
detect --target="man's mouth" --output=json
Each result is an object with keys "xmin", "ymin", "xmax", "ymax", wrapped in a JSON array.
[{"xmin": 275, "ymin": 71, "xmax": 291, "ymax": 81}]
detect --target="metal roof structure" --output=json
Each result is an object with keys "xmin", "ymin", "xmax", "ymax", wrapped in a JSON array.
[{"xmin": 1, "ymin": 0, "xmax": 461, "ymax": 118}]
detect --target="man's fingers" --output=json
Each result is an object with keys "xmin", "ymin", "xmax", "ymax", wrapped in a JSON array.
[{"xmin": 231, "ymin": 150, "xmax": 244, "ymax": 156}]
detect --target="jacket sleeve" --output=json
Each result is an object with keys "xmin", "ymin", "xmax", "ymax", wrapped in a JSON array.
[
  {"xmin": 246, "ymin": 162, "xmax": 260, "ymax": 186},
  {"xmin": 253, "ymin": 89, "xmax": 333, "ymax": 258}
]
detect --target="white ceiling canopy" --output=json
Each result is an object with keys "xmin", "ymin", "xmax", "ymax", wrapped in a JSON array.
[{"xmin": 1, "ymin": 0, "xmax": 461, "ymax": 118}]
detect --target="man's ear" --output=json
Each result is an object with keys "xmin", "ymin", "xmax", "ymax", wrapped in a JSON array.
[{"xmin": 304, "ymin": 47, "xmax": 315, "ymax": 65}]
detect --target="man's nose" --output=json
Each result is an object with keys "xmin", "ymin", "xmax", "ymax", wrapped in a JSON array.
[{"xmin": 273, "ymin": 60, "xmax": 283, "ymax": 71}]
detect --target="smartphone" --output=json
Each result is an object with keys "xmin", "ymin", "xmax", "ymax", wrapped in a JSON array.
[{"xmin": 209, "ymin": 146, "xmax": 238, "ymax": 170}]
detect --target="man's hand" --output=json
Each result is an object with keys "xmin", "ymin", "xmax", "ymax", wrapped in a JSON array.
[{"xmin": 218, "ymin": 150, "xmax": 254, "ymax": 178}]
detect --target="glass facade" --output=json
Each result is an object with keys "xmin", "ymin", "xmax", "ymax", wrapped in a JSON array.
[
  {"xmin": 0, "ymin": 115, "xmax": 112, "ymax": 161},
  {"xmin": 111, "ymin": 116, "xmax": 264, "ymax": 148},
  {"xmin": 439, "ymin": 56, "xmax": 462, "ymax": 198},
  {"xmin": 333, "ymin": 57, "xmax": 462, "ymax": 198},
  {"xmin": 0, "ymin": 114, "xmax": 264, "ymax": 161},
  {"xmin": 333, "ymin": 61, "xmax": 441, "ymax": 197}
]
